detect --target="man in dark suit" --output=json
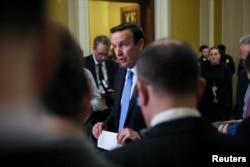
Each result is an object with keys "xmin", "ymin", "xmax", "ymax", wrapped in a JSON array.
[
  {"xmin": 83, "ymin": 35, "xmax": 119, "ymax": 124},
  {"xmin": 230, "ymin": 35, "xmax": 250, "ymax": 120},
  {"xmin": 217, "ymin": 44, "xmax": 235, "ymax": 120},
  {"xmin": 198, "ymin": 44, "xmax": 209, "ymax": 67},
  {"xmin": 92, "ymin": 23, "xmax": 146, "ymax": 145},
  {"xmin": 104, "ymin": 39, "xmax": 250, "ymax": 166}
]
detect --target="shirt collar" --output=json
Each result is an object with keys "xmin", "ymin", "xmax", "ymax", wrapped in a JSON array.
[
  {"xmin": 127, "ymin": 66, "xmax": 137, "ymax": 78},
  {"xmin": 150, "ymin": 108, "xmax": 201, "ymax": 127},
  {"xmin": 93, "ymin": 54, "xmax": 101, "ymax": 65}
]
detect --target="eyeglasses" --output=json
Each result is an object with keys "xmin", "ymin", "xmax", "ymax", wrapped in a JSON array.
[{"xmin": 95, "ymin": 51, "xmax": 108, "ymax": 57}]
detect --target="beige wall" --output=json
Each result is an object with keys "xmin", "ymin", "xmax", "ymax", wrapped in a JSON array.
[
  {"xmin": 170, "ymin": 0, "xmax": 200, "ymax": 54},
  {"xmin": 47, "ymin": 0, "xmax": 68, "ymax": 27},
  {"xmin": 89, "ymin": 1, "xmax": 138, "ymax": 53},
  {"xmin": 214, "ymin": 0, "xmax": 222, "ymax": 46}
]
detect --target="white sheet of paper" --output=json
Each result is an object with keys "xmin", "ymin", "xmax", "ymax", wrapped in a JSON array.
[{"xmin": 97, "ymin": 130, "xmax": 122, "ymax": 150}]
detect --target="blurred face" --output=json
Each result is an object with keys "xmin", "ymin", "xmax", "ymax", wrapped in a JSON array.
[
  {"xmin": 239, "ymin": 44, "xmax": 250, "ymax": 62},
  {"xmin": 93, "ymin": 43, "xmax": 109, "ymax": 63},
  {"xmin": 209, "ymin": 48, "xmax": 220, "ymax": 65},
  {"xmin": 201, "ymin": 48, "xmax": 209, "ymax": 58},
  {"xmin": 111, "ymin": 29, "xmax": 144, "ymax": 68}
]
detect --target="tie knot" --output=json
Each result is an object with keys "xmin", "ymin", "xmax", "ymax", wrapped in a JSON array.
[
  {"xmin": 98, "ymin": 63, "xmax": 102, "ymax": 67},
  {"xmin": 127, "ymin": 70, "xmax": 133, "ymax": 79}
]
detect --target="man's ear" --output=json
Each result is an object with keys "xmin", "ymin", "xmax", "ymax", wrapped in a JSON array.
[
  {"xmin": 197, "ymin": 77, "xmax": 206, "ymax": 102},
  {"xmin": 35, "ymin": 21, "xmax": 59, "ymax": 93},
  {"xmin": 137, "ymin": 80, "xmax": 149, "ymax": 107},
  {"xmin": 137, "ymin": 39, "xmax": 145, "ymax": 52}
]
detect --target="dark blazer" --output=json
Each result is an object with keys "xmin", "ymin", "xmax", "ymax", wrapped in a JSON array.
[
  {"xmin": 236, "ymin": 116, "xmax": 250, "ymax": 140},
  {"xmin": 83, "ymin": 55, "xmax": 119, "ymax": 90},
  {"xmin": 231, "ymin": 69, "xmax": 250, "ymax": 119},
  {"xmin": 104, "ymin": 117, "xmax": 250, "ymax": 166},
  {"xmin": 104, "ymin": 68, "xmax": 146, "ymax": 132},
  {"xmin": 0, "ymin": 139, "xmax": 116, "ymax": 167}
]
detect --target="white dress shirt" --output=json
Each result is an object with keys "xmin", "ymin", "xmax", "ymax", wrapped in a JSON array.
[{"xmin": 151, "ymin": 108, "xmax": 201, "ymax": 127}]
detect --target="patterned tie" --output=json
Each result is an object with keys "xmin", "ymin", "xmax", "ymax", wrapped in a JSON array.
[
  {"xmin": 118, "ymin": 70, "xmax": 133, "ymax": 131},
  {"xmin": 98, "ymin": 63, "xmax": 104, "ymax": 81},
  {"xmin": 98, "ymin": 63, "xmax": 106, "ymax": 90}
]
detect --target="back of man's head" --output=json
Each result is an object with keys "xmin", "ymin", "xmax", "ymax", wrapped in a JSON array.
[
  {"xmin": 42, "ymin": 24, "xmax": 90, "ymax": 123},
  {"xmin": 137, "ymin": 39, "xmax": 200, "ymax": 96}
]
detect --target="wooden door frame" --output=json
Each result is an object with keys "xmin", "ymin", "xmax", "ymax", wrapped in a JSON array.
[{"xmin": 95, "ymin": 0, "xmax": 155, "ymax": 46}]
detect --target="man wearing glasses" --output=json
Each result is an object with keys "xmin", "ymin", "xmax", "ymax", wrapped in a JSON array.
[{"xmin": 83, "ymin": 35, "xmax": 119, "ymax": 126}]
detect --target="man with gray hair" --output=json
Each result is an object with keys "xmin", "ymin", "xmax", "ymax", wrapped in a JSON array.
[
  {"xmin": 231, "ymin": 34, "xmax": 250, "ymax": 120},
  {"xmin": 237, "ymin": 34, "xmax": 250, "ymax": 75}
]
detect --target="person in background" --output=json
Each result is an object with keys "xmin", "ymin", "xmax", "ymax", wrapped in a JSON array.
[
  {"xmin": 104, "ymin": 38, "xmax": 250, "ymax": 167},
  {"xmin": 217, "ymin": 44, "xmax": 235, "ymax": 75},
  {"xmin": 217, "ymin": 44, "xmax": 235, "ymax": 120},
  {"xmin": 83, "ymin": 67, "xmax": 111, "ymax": 139},
  {"xmin": 198, "ymin": 47, "xmax": 232, "ymax": 122},
  {"xmin": 83, "ymin": 35, "xmax": 119, "ymax": 111},
  {"xmin": 198, "ymin": 45, "xmax": 210, "ymax": 67},
  {"xmin": 230, "ymin": 34, "xmax": 250, "ymax": 120},
  {"xmin": 92, "ymin": 23, "xmax": 146, "ymax": 145},
  {"xmin": 218, "ymin": 52, "xmax": 250, "ymax": 137},
  {"xmin": 237, "ymin": 34, "xmax": 250, "ymax": 76},
  {"xmin": 84, "ymin": 68, "xmax": 108, "ymax": 117}
]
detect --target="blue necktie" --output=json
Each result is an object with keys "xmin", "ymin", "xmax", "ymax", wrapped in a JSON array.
[{"xmin": 118, "ymin": 70, "xmax": 133, "ymax": 131}]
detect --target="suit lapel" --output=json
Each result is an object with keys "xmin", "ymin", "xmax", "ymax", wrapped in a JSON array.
[{"xmin": 89, "ymin": 55, "xmax": 98, "ymax": 86}]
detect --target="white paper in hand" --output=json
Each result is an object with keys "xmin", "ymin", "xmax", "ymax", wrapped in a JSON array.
[{"xmin": 97, "ymin": 130, "xmax": 123, "ymax": 150}]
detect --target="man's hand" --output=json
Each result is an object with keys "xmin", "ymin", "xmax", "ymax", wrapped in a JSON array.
[
  {"xmin": 117, "ymin": 128, "xmax": 140, "ymax": 145},
  {"xmin": 218, "ymin": 123, "xmax": 229, "ymax": 134},
  {"xmin": 92, "ymin": 122, "xmax": 107, "ymax": 139},
  {"xmin": 100, "ymin": 89, "xmax": 114, "ymax": 99}
]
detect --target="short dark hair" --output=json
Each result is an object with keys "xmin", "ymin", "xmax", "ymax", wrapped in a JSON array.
[
  {"xmin": 93, "ymin": 35, "xmax": 111, "ymax": 50},
  {"xmin": 42, "ymin": 24, "xmax": 89, "ymax": 122},
  {"xmin": 199, "ymin": 45, "xmax": 208, "ymax": 52},
  {"xmin": 209, "ymin": 46, "xmax": 220, "ymax": 52},
  {"xmin": 110, "ymin": 23, "xmax": 145, "ymax": 44},
  {"xmin": 137, "ymin": 39, "xmax": 200, "ymax": 96},
  {"xmin": 217, "ymin": 44, "xmax": 226, "ymax": 53}
]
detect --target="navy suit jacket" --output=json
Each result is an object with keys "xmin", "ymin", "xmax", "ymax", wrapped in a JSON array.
[
  {"xmin": 231, "ymin": 69, "xmax": 250, "ymax": 119},
  {"xmin": 83, "ymin": 55, "xmax": 119, "ymax": 90},
  {"xmin": 105, "ymin": 117, "xmax": 250, "ymax": 166},
  {"xmin": 104, "ymin": 68, "xmax": 146, "ymax": 132}
]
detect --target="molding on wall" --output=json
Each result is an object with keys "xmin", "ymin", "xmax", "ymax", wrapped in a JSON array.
[
  {"xmin": 67, "ymin": 0, "xmax": 77, "ymax": 38},
  {"xmin": 200, "ymin": 0, "xmax": 209, "ymax": 46},
  {"xmin": 67, "ymin": 0, "xmax": 90, "ymax": 56},
  {"xmin": 208, "ymin": 0, "xmax": 214, "ymax": 47},
  {"xmin": 154, "ymin": 0, "xmax": 170, "ymax": 40},
  {"xmin": 200, "ymin": 0, "xmax": 214, "ymax": 46},
  {"xmin": 222, "ymin": 0, "xmax": 250, "ymax": 106}
]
